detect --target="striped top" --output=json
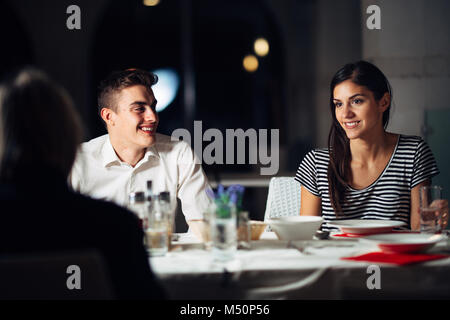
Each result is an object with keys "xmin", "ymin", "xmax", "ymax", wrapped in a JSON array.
[{"xmin": 295, "ymin": 135, "xmax": 440, "ymax": 231}]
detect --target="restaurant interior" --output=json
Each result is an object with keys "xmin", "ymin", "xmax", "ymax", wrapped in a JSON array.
[{"xmin": 0, "ymin": 0, "xmax": 450, "ymax": 302}]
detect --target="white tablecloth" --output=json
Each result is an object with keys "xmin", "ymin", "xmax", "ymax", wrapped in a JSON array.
[{"xmin": 149, "ymin": 232, "xmax": 450, "ymax": 299}]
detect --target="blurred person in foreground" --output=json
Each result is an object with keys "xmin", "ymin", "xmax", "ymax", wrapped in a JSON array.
[
  {"xmin": 70, "ymin": 68, "xmax": 211, "ymax": 240},
  {"xmin": 0, "ymin": 67, "xmax": 166, "ymax": 299}
]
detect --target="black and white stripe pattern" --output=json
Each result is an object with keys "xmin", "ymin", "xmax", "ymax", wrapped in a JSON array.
[{"xmin": 295, "ymin": 135, "xmax": 440, "ymax": 231}]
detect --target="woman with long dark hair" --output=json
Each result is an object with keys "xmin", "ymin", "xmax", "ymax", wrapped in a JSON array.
[{"xmin": 296, "ymin": 60, "xmax": 448, "ymax": 231}]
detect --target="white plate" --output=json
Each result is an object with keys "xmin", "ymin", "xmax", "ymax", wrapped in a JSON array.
[
  {"xmin": 259, "ymin": 231, "xmax": 279, "ymax": 240},
  {"xmin": 170, "ymin": 233, "xmax": 205, "ymax": 250},
  {"xmin": 360, "ymin": 233, "xmax": 445, "ymax": 253},
  {"xmin": 328, "ymin": 219, "xmax": 406, "ymax": 235}
]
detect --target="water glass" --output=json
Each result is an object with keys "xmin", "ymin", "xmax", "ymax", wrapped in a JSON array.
[
  {"xmin": 202, "ymin": 204, "xmax": 214, "ymax": 250},
  {"xmin": 210, "ymin": 203, "xmax": 237, "ymax": 262},
  {"xmin": 419, "ymin": 185, "xmax": 443, "ymax": 233},
  {"xmin": 146, "ymin": 202, "xmax": 169, "ymax": 256},
  {"xmin": 158, "ymin": 192, "xmax": 177, "ymax": 242}
]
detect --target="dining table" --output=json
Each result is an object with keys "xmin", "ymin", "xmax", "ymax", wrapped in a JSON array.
[{"xmin": 149, "ymin": 231, "xmax": 450, "ymax": 300}]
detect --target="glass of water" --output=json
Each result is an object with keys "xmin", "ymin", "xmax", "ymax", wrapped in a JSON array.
[
  {"xmin": 201, "ymin": 203, "xmax": 214, "ymax": 250},
  {"xmin": 419, "ymin": 185, "xmax": 443, "ymax": 233},
  {"xmin": 210, "ymin": 202, "xmax": 237, "ymax": 262},
  {"xmin": 146, "ymin": 199, "xmax": 168, "ymax": 257}
]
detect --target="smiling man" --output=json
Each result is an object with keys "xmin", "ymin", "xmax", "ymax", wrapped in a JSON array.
[{"xmin": 70, "ymin": 69, "xmax": 211, "ymax": 239}]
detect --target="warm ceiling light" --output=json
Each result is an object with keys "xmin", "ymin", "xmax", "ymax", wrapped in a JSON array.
[
  {"xmin": 254, "ymin": 38, "xmax": 269, "ymax": 57},
  {"xmin": 143, "ymin": 0, "xmax": 160, "ymax": 6},
  {"xmin": 243, "ymin": 55, "xmax": 259, "ymax": 73}
]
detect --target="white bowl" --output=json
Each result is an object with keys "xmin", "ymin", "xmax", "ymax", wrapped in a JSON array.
[{"xmin": 266, "ymin": 216, "xmax": 323, "ymax": 241}]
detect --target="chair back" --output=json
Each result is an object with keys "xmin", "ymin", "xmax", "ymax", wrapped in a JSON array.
[
  {"xmin": 0, "ymin": 249, "xmax": 115, "ymax": 299},
  {"xmin": 264, "ymin": 177, "xmax": 301, "ymax": 223}
]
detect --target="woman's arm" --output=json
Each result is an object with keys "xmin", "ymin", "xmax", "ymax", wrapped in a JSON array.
[{"xmin": 300, "ymin": 186, "xmax": 322, "ymax": 216}]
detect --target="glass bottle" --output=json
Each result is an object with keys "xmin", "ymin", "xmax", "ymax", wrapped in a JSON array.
[
  {"xmin": 158, "ymin": 191, "xmax": 174, "ymax": 239},
  {"xmin": 146, "ymin": 193, "xmax": 168, "ymax": 256},
  {"xmin": 128, "ymin": 191, "xmax": 148, "ymax": 248},
  {"xmin": 146, "ymin": 180, "xmax": 153, "ymax": 201},
  {"xmin": 128, "ymin": 191, "xmax": 147, "ymax": 229}
]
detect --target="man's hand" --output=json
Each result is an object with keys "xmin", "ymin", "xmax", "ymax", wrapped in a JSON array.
[{"xmin": 187, "ymin": 220, "xmax": 209, "ymax": 242}]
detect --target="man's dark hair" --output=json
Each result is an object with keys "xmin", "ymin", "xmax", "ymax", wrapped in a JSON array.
[{"xmin": 97, "ymin": 68, "xmax": 158, "ymax": 115}]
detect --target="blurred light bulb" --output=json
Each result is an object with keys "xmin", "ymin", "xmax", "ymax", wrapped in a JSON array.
[
  {"xmin": 243, "ymin": 55, "xmax": 259, "ymax": 73},
  {"xmin": 151, "ymin": 68, "xmax": 179, "ymax": 112},
  {"xmin": 254, "ymin": 38, "xmax": 269, "ymax": 57},
  {"xmin": 143, "ymin": 0, "xmax": 160, "ymax": 6}
]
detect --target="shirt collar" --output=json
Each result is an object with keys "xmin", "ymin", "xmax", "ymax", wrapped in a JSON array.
[
  {"xmin": 143, "ymin": 145, "xmax": 160, "ymax": 162},
  {"xmin": 101, "ymin": 135, "xmax": 160, "ymax": 167}
]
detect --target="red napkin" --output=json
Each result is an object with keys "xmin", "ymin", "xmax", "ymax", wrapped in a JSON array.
[
  {"xmin": 333, "ymin": 231, "xmax": 418, "ymax": 238},
  {"xmin": 333, "ymin": 233, "xmax": 366, "ymax": 238},
  {"xmin": 341, "ymin": 252, "xmax": 449, "ymax": 266}
]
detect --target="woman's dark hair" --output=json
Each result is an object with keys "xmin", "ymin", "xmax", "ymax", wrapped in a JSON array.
[
  {"xmin": 0, "ymin": 67, "xmax": 83, "ymax": 180},
  {"xmin": 327, "ymin": 60, "xmax": 393, "ymax": 214}
]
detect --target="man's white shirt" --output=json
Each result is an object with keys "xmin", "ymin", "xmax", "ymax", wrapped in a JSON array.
[{"xmin": 70, "ymin": 133, "xmax": 211, "ymax": 221}]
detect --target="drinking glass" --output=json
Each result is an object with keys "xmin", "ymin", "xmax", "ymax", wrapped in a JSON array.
[
  {"xmin": 419, "ymin": 185, "xmax": 443, "ymax": 233},
  {"xmin": 210, "ymin": 203, "xmax": 237, "ymax": 262},
  {"xmin": 202, "ymin": 203, "xmax": 215, "ymax": 250},
  {"xmin": 146, "ymin": 200, "xmax": 169, "ymax": 256},
  {"xmin": 158, "ymin": 192, "xmax": 177, "ymax": 242}
]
